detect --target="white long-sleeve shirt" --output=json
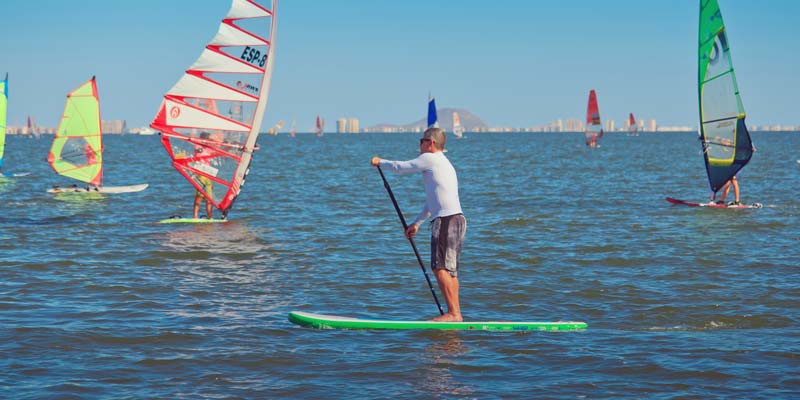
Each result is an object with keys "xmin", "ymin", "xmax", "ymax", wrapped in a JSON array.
[{"xmin": 379, "ymin": 152, "xmax": 463, "ymax": 227}]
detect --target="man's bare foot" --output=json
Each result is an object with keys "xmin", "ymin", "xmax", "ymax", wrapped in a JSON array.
[{"xmin": 430, "ymin": 313, "xmax": 463, "ymax": 322}]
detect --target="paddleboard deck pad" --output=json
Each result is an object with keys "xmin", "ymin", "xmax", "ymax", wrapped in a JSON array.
[
  {"xmin": 158, "ymin": 217, "xmax": 229, "ymax": 224},
  {"xmin": 48, "ymin": 183, "xmax": 149, "ymax": 194},
  {"xmin": 666, "ymin": 197, "xmax": 762, "ymax": 209},
  {"xmin": 288, "ymin": 311, "xmax": 587, "ymax": 331}
]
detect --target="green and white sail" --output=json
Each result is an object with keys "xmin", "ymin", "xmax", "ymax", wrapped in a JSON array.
[
  {"xmin": 698, "ymin": 0, "xmax": 753, "ymax": 192},
  {"xmin": 0, "ymin": 73, "xmax": 7, "ymax": 170},
  {"xmin": 48, "ymin": 77, "xmax": 103, "ymax": 186}
]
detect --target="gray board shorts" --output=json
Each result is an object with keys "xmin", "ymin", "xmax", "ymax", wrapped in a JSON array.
[{"xmin": 429, "ymin": 213, "xmax": 466, "ymax": 277}]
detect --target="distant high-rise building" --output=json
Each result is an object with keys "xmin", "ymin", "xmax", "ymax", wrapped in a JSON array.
[
  {"xmin": 347, "ymin": 118, "xmax": 359, "ymax": 133},
  {"xmin": 102, "ymin": 119, "xmax": 127, "ymax": 134},
  {"xmin": 337, "ymin": 118, "xmax": 347, "ymax": 133},
  {"xmin": 556, "ymin": 119, "xmax": 563, "ymax": 132},
  {"xmin": 648, "ymin": 119, "xmax": 657, "ymax": 132},
  {"xmin": 606, "ymin": 119, "xmax": 615, "ymax": 132},
  {"xmin": 565, "ymin": 118, "xmax": 582, "ymax": 132},
  {"xmin": 638, "ymin": 119, "xmax": 645, "ymax": 132}
]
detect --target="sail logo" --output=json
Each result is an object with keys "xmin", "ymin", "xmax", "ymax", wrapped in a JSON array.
[
  {"xmin": 240, "ymin": 46, "xmax": 267, "ymax": 68},
  {"xmin": 709, "ymin": 32, "xmax": 727, "ymax": 66},
  {"xmin": 170, "ymin": 106, "xmax": 181, "ymax": 119},
  {"xmin": 236, "ymin": 81, "xmax": 260, "ymax": 94}
]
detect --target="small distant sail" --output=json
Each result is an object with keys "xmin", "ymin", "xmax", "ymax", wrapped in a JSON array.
[
  {"xmin": 315, "ymin": 115, "xmax": 324, "ymax": 136},
  {"xmin": 628, "ymin": 113, "xmax": 638, "ymax": 136},
  {"xmin": 427, "ymin": 94, "xmax": 438, "ymax": 129},
  {"xmin": 150, "ymin": 0, "xmax": 278, "ymax": 217},
  {"xmin": 269, "ymin": 119, "xmax": 284, "ymax": 135},
  {"xmin": 0, "ymin": 73, "xmax": 7, "ymax": 170},
  {"xmin": 698, "ymin": 0, "xmax": 753, "ymax": 192},
  {"xmin": 48, "ymin": 76, "xmax": 103, "ymax": 186},
  {"xmin": 585, "ymin": 89, "xmax": 603, "ymax": 147},
  {"xmin": 289, "ymin": 119, "xmax": 296, "ymax": 137},
  {"xmin": 452, "ymin": 111, "xmax": 464, "ymax": 138}
]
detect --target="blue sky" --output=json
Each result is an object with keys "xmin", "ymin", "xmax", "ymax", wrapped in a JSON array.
[{"xmin": 1, "ymin": 0, "xmax": 798, "ymax": 130}]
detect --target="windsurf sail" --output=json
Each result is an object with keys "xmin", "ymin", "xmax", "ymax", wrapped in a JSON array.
[
  {"xmin": 47, "ymin": 77, "xmax": 103, "ymax": 186},
  {"xmin": 452, "ymin": 111, "xmax": 464, "ymax": 138},
  {"xmin": 150, "ymin": 0, "xmax": 278, "ymax": 218},
  {"xmin": 585, "ymin": 89, "xmax": 603, "ymax": 146},
  {"xmin": 698, "ymin": 0, "xmax": 753, "ymax": 193},
  {"xmin": 289, "ymin": 119, "xmax": 295, "ymax": 137},
  {"xmin": 628, "ymin": 113, "xmax": 638, "ymax": 136},
  {"xmin": 0, "ymin": 73, "xmax": 7, "ymax": 170},
  {"xmin": 315, "ymin": 115, "xmax": 324, "ymax": 136},
  {"xmin": 427, "ymin": 94, "xmax": 438, "ymax": 129}
]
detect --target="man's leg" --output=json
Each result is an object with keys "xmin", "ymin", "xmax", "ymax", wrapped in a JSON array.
[
  {"xmin": 718, "ymin": 181, "xmax": 731, "ymax": 203},
  {"xmin": 432, "ymin": 269, "xmax": 461, "ymax": 322},
  {"xmin": 193, "ymin": 195, "xmax": 201, "ymax": 219}
]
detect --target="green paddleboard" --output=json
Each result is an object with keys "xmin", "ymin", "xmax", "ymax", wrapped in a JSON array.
[
  {"xmin": 158, "ymin": 217, "xmax": 229, "ymax": 224},
  {"xmin": 288, "ymin": 311, "xmax": 587, "ymax": 332}
]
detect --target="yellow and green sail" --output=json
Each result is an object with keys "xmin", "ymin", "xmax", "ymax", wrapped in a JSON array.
[
  {"xmin": 0, "ymin": 73, "xmax": 8, "ymax": 170},
  {"xmin": 698, "ymin": 0, "xmax": 753, "ymax": 193},
  {"xmin": 48, "ymin": 76, "xmax": 103, "ymax": 186}
]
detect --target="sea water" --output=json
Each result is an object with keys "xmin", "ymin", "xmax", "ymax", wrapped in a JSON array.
[{"xmin": 1, "ymin": 132, "xmax": 798, "ymax": 398}]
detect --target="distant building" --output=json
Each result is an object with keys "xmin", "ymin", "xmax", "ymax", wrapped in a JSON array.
[
  {"xmin": 638, "ymin": 120, "xmax": 645, "ymax": 132},
  {"xmin": 648, "ymin": 119, "xmax": 657, "ymax": 132},
  {"xmin": 606, "ymin": 119, "xmax": 615, "ymax": 132},
  {"xmin": 102, "ymin": 119, "xmax": 127, "ymax": 134},
  {"xmin": 336, "ymin": 118, "xmax": 347, "ymax": 133},
  {"xmin": 556, "ymin": 119, "xmax": 563, "ymax": 132},
  {"xmin": 347, "ymin": 118, "xmax": 359, "ymax": 133},
  {"xmin": 564, "ymin": 118, "xmax": 583, "ymax": 132}
]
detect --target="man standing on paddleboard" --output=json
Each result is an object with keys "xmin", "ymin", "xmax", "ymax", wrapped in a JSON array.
[{"xmin": 370, "ymin": 127, "xmax": 467, "ymax": 322}]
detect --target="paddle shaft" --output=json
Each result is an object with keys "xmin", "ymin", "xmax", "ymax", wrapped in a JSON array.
[{"xmin": 376, "ymin": 165, "xmax": 444, "ymax": 315}]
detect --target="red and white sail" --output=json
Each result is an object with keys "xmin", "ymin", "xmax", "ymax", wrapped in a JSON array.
[
  {"xmin": 628, "ymin": 112, "xmax": 638, "ymax": 136},
  {"xmin": 315, "ymin": 115, "xmax": 324, "ymax": 136},
  {"xmin": 151, "ymin": 0, "xmax": 277, "ymax": 217},
  {"xmin": 584, "ymin": 89, "xmax": 603, "ymax": 146}
]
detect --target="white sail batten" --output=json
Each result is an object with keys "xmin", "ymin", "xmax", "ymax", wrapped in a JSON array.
[
  {"xmin": 228, "ymin": 0, "xmax": 271, "ymax": 19},
  {"xmin": 168, "ymin": 74, "xmax": 256, "ymax": 102},
  {"xmin": 190, "ymin": 49, "xmax": 264, "ymax": 74},
  {"xmin": 164, "ymin": 99, "xmax": 249, "ymax": 132},
  {"xmin": 211, "ymin": 24, "xmax": 268, "ymax": 47}
]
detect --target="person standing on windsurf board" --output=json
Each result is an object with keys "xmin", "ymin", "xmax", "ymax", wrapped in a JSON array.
[{"xmin": 370, "ymin": 127, "xmax": 467, "ymax": 322}]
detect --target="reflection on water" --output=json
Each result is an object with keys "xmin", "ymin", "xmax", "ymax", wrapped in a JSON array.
[
  {"xmin": 158, "ymin": 221, "xmax": 291, "ymax": 325},
  {"xmin": 159, "ymin": 220, "xmax": 273, "ymax": 255},
  {"xmin": 419, "ymin": 332, "xmax": 475, "ymax": 397}
]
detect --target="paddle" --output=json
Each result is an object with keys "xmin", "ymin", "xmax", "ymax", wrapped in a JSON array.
[{"xmin": 376, "ymin": 165, "xmax": 444, "ymax": 316}]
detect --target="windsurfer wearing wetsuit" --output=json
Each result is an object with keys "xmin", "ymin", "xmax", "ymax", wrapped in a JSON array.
[{"xmin": 370, "ymin": 127, "xmax": 467, "ymax": 322}]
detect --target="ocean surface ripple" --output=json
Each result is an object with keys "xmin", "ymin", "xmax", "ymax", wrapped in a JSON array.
[{"xmin": 1, "ymin": 132, "xmax": 798, "ymax": 398}]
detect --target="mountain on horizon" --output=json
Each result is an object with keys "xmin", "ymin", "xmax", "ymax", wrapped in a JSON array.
[{"xmin": 367, "ymin": 108, "xmax": 488, "ymax": 132}]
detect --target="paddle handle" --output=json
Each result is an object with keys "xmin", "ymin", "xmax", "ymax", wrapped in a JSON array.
[{"xmin": 376, "ymin": 165, "xmax": 444, "ymax": 315}]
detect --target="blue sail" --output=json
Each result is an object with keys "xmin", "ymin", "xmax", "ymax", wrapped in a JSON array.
[{"xmin": 427, "ymin": 96, "xmax": 438, "ymax": 129}]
